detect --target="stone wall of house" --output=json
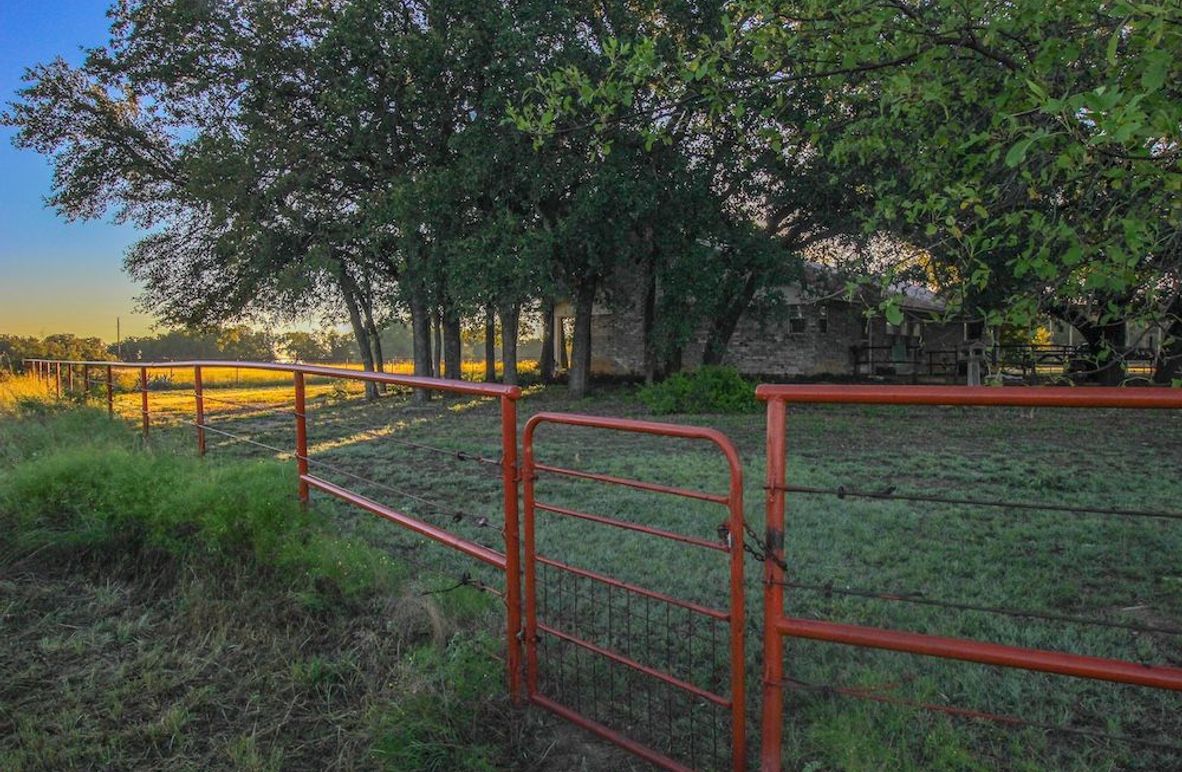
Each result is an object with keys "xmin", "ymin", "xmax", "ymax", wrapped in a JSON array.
[
  {"xmin": 681, "ymin": 298, "xmax": 862, "ymax": 376},
  {"xmin": 565, "ymin": 287, "xmax": 965, "ymax": 378},
  {"xmin": 589, "ymin": 304, "xmax": 646, "ymax": 375}
]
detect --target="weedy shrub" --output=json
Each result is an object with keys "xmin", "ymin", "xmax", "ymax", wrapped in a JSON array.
[
  {"xmin": 638, "ymin": 365, "xmax": 760, "ymax": 414},
  {"xmin": 0, "ymin": 383, "xmax": 522, "ymax": 770}
]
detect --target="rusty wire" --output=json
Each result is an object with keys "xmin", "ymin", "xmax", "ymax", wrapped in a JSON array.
[
  {"xmin": 302, "ymin": 455, "xmax": 504, "ymax": 535},
  {"xmin": 784, "ymin": 676, "xmax": 1182, "ymax": 754},
  {"xmin": 306, "ymin": 413, "xmax": 502, "ymax": 468},
  {"xmin": 776, "ymin": 483, "xmax": 1182, "ymax": 522},
  {"xmin": 778, "ymin": 579, "xmax": 1182, "ymax": 637},
  {"xmin": 193, "ymin": 423, "xmax": 292, "ymax": 456},
  {"xmin": 190, "ymin": 390, "xmax": 296, "ymax": 415}
]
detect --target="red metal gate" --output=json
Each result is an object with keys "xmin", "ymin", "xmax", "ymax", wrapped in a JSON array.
[
  {"xmin": 522, "ymin": 412, "xmax": 746, "ymax": 771},
  {"xmin": 755, "ymin": 385, "xmax": 1182, "ymax": 771}
]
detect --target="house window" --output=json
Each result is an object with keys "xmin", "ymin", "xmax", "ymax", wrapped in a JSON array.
[
  {"xmin": 788, "ymin": 305, "xmax": 806, "ymax": 334},
  {"xmin": 817, "ymin": 306, "xmax": 828, "ymax": 334}
]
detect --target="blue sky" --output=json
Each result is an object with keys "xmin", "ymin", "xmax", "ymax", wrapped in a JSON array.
[{"xmin": 0, "ymin": 1, "xmax": 153, "ymax": 339}]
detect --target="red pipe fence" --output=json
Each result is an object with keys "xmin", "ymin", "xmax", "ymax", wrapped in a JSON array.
[
  {"xmin": 23, "ymin": 357, "xmax": 525, "ymax": 701},
  {"xmin": 19, "ymin": 360, "xmax": 1182, "ymax": 770},
  {"xmin": 755, "ymin": 384, "xmax": 1182, "ymax": 772}
]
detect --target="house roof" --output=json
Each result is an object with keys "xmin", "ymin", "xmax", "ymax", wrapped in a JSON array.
[{"xmin": 801, "ymin": 261, "xmax": 947, "ymax": 313}]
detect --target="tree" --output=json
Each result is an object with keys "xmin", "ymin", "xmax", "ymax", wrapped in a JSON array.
[
  {"xmin": 519, "ymin": 0, "xmax": 1182, "ymax": 384},
  {"xmin": 0, "ymin": 334, "xmax": 112, "ymax": 369}
]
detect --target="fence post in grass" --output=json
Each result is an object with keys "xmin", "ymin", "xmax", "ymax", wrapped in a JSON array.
[
  {"xmin": 139, "ymin": 366, "xmax": 149, "ymax": 438},
  {"xmin": 82, "ymin": 365, "xmax": 89, "ymax": 400},
  {"xmin": 194, "ymin": 365, "xmax": 206, "ymax": 456},
  {"xmin": 54, "ymin": 362, "xmax": 61, "ymax": 399},
  {"xmin": 500, "ymin": 393, "xmax": 523, "ymax": 704},
  {"xmin": 67, "ymin": 363, "xmax": 74, "ymax": 393},
  {"xmin": 761, "ymin": 396, "xmax": 787, "ymax": 772},
  {"xmin": 106, "ymin": 365, "xmax": 114, "ymax": 418},
  {"xmin": 293, "ymin": 371, "xmax": 308, "ymax": 505}
]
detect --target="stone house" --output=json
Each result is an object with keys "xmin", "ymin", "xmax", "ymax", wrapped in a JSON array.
[{"xmin": 551, "ymin": 265, "xmax": 968, "ymax": 379}]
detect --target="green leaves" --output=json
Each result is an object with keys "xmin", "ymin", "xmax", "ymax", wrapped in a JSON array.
[
  {"xmin": 1140, "ymin": 49, "xmax": 1170, "ymax": 92},
  {"xmin": 1004, "ymin": 137, "xmax": 1035, "ymax": 168}
]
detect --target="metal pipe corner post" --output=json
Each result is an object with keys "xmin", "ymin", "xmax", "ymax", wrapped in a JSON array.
[
  {"xmin": 194, "ymin": 365, "xmax": 206, "ymax": 456},
  {"xmin": 105, "ymin": 365, "xmax": 114, "ymax": 418},
  {"xmin": 139, "ymin": 366, "xmax": 149, "ymax": 438},
  {"xmin": 500, "ymin": 393, "xmax": 524, "ymax": 704},
  {"xmin": 761, "ymin": 397, "xmax": 787, "ymax": 772},
  {"xmin": 293, "ymin": 371, "xmax": 308, "ymax": 505}
]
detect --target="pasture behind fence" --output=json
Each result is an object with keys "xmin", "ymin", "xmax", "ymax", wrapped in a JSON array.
[{"xmin": 21, "ymin": 358, "xmax": 1182, "ymax": 770}]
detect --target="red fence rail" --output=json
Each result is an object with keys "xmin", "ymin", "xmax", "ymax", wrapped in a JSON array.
[
  {"xmin": 755, "ymin": 384, "xmax": 1182, "ymax": 771},
  {"xmin": 23, "ymin": 357, "xmax": 525, "ymax": 700},
  {"xmin": 522, "ymin": 412, "xmax": 746, "ymax": 771},
  {"xmin": 21, "ymin": 361, "xmax": 1182, "ymax": 769}
]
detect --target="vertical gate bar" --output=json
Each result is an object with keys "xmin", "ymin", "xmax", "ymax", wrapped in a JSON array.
[
  {"xmin": 55, "ymin": 362, "xmax": 61, "ymax": 399},
  {"xmin": 294, "ymin": 371, "xmax": 308, "ymax": 504},
  {"xmin": 501, "ymin": 394, "xmax": 523, "ymax": 703},
  {"xmin": 522, "ymin": 414, "xmax": 540, "ymax": 699},
  {"xmin": 82, "ymin": 365, "xmax": 89, "ymax": 400},
  {"xmin": 727, "ymin": 446, "xmax": 747, "ymax": 771},
  {"xmin": 194, "ymin": 366, "xmax": 206, "ymax": 457},
  {"xmin": 105, "ymin": 365, "xmax": 114, "ymax": 418},
  {"xmin": 67, "ymin": 363, "xmax": 74, "ymax": 393},
  {"xmin": 139, "ymin": 366, "xmax": 149, "ymax": 438},
  {"xmin": 761, "ymin": 397, "xmax": 787, "ymax": 772}
]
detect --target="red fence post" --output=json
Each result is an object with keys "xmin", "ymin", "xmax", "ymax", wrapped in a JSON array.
[
  {"xmin": 294, "ymin": 371, "xmax": 308, "ymax": 505},
  {"xmin": 139, "ymin": 366, "xmax": 149, "ymax": 438},
  {"xmin": 761, "ymin": 397, "xmax": 787, "ymax": 772},
  {"xmin": 501, "ymin": 394, "xmax": 523, "ymax": 703},
  {"xmin": 522, "ymin": 416, "xmax": 540, "ymax": 701},
  {"xmin": 194, "ymin": 365, "xmax": 206, "ymax": 456}
]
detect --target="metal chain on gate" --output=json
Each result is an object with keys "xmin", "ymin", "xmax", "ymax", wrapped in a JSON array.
[{"xmin": 719, "ymin": 519, "xmax": 789, "ymax": 571}]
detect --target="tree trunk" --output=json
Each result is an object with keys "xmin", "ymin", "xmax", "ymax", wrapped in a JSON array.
[
  {"xmin": 702, "ymin": 272, "xmax": 760, "ymax": 366},
  {"xmin": 641, "ymin": 251, "xmax": 658, "ymax": 385},
  {"xmin": 484, "ymin": 306, "xmax": 497, "ymax": 382},
  {"xmin": 539, "ymin": 298, "xmax": 556, "ymax": 384},
  {"xmin": 433, "ymin": 308, "xmax": 443, "ymax": 380},
  {"xmin": 568, "ymin": 282, "xmax": 595, "ymax": 398},
  {"xmin": 1073, "ymin": 318, "xmax": 1128, "ymax": 386},
  {"xmin": 500, "ymin": 304, "xmax": 520, "ymax": 386},
  {"xmin": 558, "ymin": 316, "xmax": 569, "ymax": 370},
  {"xmin": 360, "ymin": 291, "xmax": 386, "ymax": 394},
  {"xmin": 1152, "ymin": 297, "xmax": 1182, "ymax": 384},
  {"xmin": 409, "ymin": 292, "xmax": 433, "ymax": 403},
  {"xmin": 443, "ymin": 306, "xmax": 462, "ymax": 380},
  {"xmin": 342, "ymin": 288, "xmax": 378, "ymax": 400}
]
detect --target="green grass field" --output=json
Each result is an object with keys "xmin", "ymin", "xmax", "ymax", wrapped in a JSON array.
[{"xmin": 4, "ymin": 372, "xmax": 1181, "ymax": 769}]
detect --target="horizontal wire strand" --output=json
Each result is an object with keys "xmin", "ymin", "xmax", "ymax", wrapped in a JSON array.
[
  {"xmin": 302, "ymin": 455, "xmax": 504, "ymax": 534},
  {"xmin": 307, "ymin": 414, "xmax": 502, "ymax": 467},
  {"xmin": 779, "ymin": 580, "xmax": 1182, "ymax": 636},
  {"xmin": 777, "ymin": 483, "xmax": 1182, "ymax": 521},
  {"xmin": 784, "ymin": 676, "xmax": 1182, "ymax": 754}
]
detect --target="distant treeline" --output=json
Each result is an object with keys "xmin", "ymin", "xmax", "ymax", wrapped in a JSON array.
[{"xmin": 2, "ymin": 324, "xmax": 543, "ymax": 372}]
